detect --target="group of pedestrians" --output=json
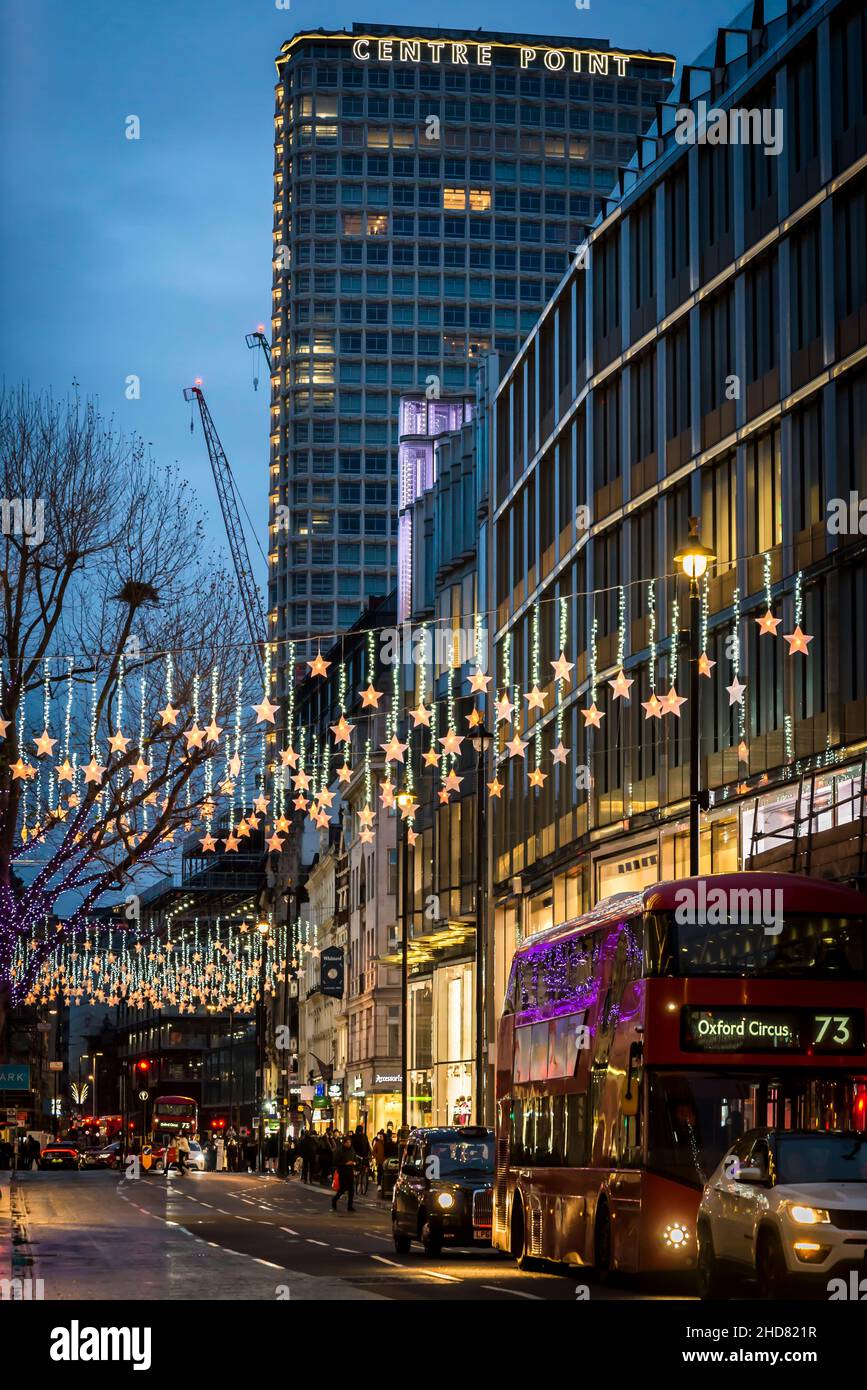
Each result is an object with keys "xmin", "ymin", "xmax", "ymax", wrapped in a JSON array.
[
  {"xmin": 0, "ymin": 1134, "xmax": 41, "ymax": 1169},
  {"xmin": 287, "ymin": 1122, "xmax": 402, "ymax": 1213}
]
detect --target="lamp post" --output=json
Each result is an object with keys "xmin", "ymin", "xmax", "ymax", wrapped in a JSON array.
[
  {"xmin": 255, "ymin": 918, "xmax": 270, "ymax": 1173},
  {"xmin": 92, "ymin": 1052, "xmax": 102, "ymax": 1121},
  {"xmin": 396, "ymin": 790, "xmax": 412, "ymax": 1131},
  {"xmin": 471, "ymin": 727, "xmax": 494, "ymax": 1126},
  {"xmin": 674, "ymin": 517, "xmax": 716, "ymax": 877}
]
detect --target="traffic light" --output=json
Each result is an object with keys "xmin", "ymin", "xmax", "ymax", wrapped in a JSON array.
[{"xmin": 137, "ymin": 1059, "xmax": 151, "ymax": 1074}]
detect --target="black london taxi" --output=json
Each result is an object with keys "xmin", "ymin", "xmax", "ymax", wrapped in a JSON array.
[{"xmin": 392, "ymin": 1126, "xmax": 495, "ymax": 1256}]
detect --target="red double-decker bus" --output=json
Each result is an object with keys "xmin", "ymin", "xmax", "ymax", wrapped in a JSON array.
[
  {"xmin": 150, "ymin": 1095, "xmax": 198, "ymax": 1141},
  {"xmin": 492, "ymin": 872, "xmax": 867, "ymax": 1277}
]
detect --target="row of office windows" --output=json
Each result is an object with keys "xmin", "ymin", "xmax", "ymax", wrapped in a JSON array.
[
  {"xmin": 293, "ymin": 183, "xmax": 600, "ymax": 210},
  {"xmin": 287, "ymin": 602, "xmax": 368, "ymax": 629},
  {"xmin": 288, "ymin": 124, "xmax": 605, "ymax": 160},
  {"xmin": 287, "ymin": 59, "xmax": 667, "ymax": 99},
  {"xmin": 285, "ymin": 237, "xmax": 595, "ymax": 270},
  {"xmin": 289, "ymin": 542, "xmax": 396, "ymax": 568},
  {"xmin": 289, "ymin": 152, "xmax": 615, "ymax": 183},
  {"xmin": 291, "ymin": 480, "xmax": 397, "ymax": 505},
  {"xmin": 292, "ymin": 92, "xmax": 653, "ymax": 132}
]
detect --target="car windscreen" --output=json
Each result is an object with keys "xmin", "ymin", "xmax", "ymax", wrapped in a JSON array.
[
  {"xmin": 428, "ymin": 1140, "xmax": 494, "ymax": 1175},
  {"xmin": 775, "ymin": 1134, "xmax": 867, "ymax": 1183}
]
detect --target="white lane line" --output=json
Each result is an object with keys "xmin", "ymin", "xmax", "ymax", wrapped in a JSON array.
[
  {"xmin": 419, "ymin": 1269, "xmax": 461, "ymax": 1282},
  {"xmin": 306, "ymin": 1239, "xmax": 329, "ymax": 1247},
  {"xmin": 279, "ymin": 1226, "xmax": 299, "ymax": 1235},
  {"xmin": 364, "ymin": 1232, "xmax": 391, "ymax": 1242},
  {"xmin": 198, "ymin": 1202, "xmax": 214, "ymax": 1209},
  {"xmin": 235, "ymin": 1215, "xmax": 252, "ymax": 1222},
  {"xmin": 479, "ymin": 1284, "xmax": 543, "ymax": 1300},
  {"xmin": 370, "ymin": 1254, "xmax": 404, "ymax": 1268},
  {"xmin": 216, "ymin": 1209, "xmax": 231, "ymax": 1216},
  {"xmin": 240, "ymin": 1198, "xmax": 256, "ymax": 1205},
  {"xmin": 255, "ymin": 1258, "xmax": 283, "ymax": 1268},
  {"xmin": 335, "ymin": 1247, "xmax": 359, "ymax": 1254}
]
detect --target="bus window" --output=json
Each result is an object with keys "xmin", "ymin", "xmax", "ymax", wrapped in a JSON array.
[{"xmin": 565, "ymin": 1093, "xmax": 588, "ymax": 1166}]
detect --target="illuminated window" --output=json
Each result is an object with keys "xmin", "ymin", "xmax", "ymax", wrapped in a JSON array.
[
  {"xmin": 342, "ymin": 212, "xmax": 363, "ymax": 236},
  {"xmin": 393, "ymin": 129, "xmax": 415, "ymax": 148},
  {"xmin": 368, "ymin": 127, "xmax": 390, "ymax": 148},
  {"xmin": 315, "ymin": 96, "xmax": 338, "ymax": 119},
  {"xmin": 443, "ymin": 188, "xmax": 466, "ymax": 210},
  {"xmin": 313, "ymin": 332, "xmax": 334, "ymax": 355},
  {"xmin": 367, "ymin": 213, "xmax": 389, "ymax": 237},
  {"xmin": 468, "ymin": 188, "xmax": 492, "ymax": 211},
  {"xmin": 312, "ymin": 362, "xmax": 335, "ymax": 385},
  {"xmin": 315, "ymin": 125, "xmax": 338, "ymax": 146}
]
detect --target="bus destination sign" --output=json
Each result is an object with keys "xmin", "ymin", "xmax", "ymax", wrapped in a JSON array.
[{"xmin": 681, "ymin": 1007, "xmax": 865, "ymax": 1055}]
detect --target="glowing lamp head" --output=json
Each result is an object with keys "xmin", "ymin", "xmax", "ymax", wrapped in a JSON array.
[
  {"xmin": 396, "ymin": 792, "xmax": 412, "ymax": 809},
  {"xmin": 674, "ymin": 517, "xmax": 715, "ymax": 582},
  {"xmin": 256, "ymin": 919, "xmax": 270, "ymax": 936}
]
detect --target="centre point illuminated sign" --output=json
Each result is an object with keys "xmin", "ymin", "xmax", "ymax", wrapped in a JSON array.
[{"xmin": 350, "ymin": 36, "xmax": 635, "ymax": 76}]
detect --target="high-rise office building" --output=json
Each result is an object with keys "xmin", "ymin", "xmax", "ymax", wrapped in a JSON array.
[{"xmin": 268, "ymin": 23, "xmax": 676, "ymax": 680}]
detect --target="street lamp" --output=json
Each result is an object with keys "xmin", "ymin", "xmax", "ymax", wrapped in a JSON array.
[
  {"xmin": 255, "ymin": 919, "xmax": 270, "ymax": 1173},
  {"xmin": 396, "ymin": 790, "xmax": 412, "ymax": 1130},
  {"xmin": 471, "ymin": 727, "xmax": 495, "ymax": 1126},
  {"xmin": 92, "ymin": 1052, "xmax": 103, "ymax": 1120},
  {"xmin": 674, "ymin": 517, "xmax": 716, "ymax": 876}
]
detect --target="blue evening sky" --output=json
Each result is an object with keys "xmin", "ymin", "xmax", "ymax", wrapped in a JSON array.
[{"xmin": 1, "ymin": 0, "xmax": 735, "ymax": 585}]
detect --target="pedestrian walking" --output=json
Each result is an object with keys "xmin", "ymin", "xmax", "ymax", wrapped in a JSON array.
[
  {"xmin": 331, "ymin": 1136, "xmax": 357, "ymax": 1212},
  {"xmin": 177, "ymin": 1133, "xmax": 191, "ymax": 1175},
  {"xmin": 299, "ymin": 1130, "xmax": 315, "ymax": 1183},
  {"xmin": 372, "ymin": 1130, "xmax": 386, "ymax": 1186}
]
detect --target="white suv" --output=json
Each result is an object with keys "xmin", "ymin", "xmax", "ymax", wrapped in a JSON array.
[{"xmin": 697, "ymin": 1128, "xmax": 867, "ymax": 1298}]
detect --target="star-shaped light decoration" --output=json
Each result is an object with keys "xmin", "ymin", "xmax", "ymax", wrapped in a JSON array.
[
  {"xmin": 204, "ymin": 719, "xmax": 222, "ymax": 744},
  {"xmin": 524, "ymin": 685, "xmax": 547, "ymax": 711},
  {"xmin": 407, "ymin": 828, "xmax": 419, "ymax": 846},
  {"xmin": 279, "ymin": 746, "xmax": 299, "ymax": 769},
  {"xmin": 228, "ymin": 753, "xmax": 242, "ymax": 778},
  {"xmin": 292, "ymin": 794, "xmax": 309, "ymax": 812},
  {"xmin": 184, "ymin": 724, "xmax": 206, "ymax": 750},
  {"xmin": 318, "ymin": 788, "xmax": 335, "ymax": 809},
  {"xmin": 10, "ymin": 759, "xmax": 34, "ymax": 780},
  {"xmin": 0, "ymin": 717, "xmax": 9, "ymax": 739},
  {"xmin": 487, "ymin": 776, "xmax": 504, "ymax": 798},
  {"xmin": 359, "ymin": 827, "xmax": 375, "ymax": 844},
  {"xmin": 528, "ymin": 767, "xmax": 547, "ymax": 788},
  {"xmin": 698, "ymin": 652, "xmax": 716, "ymax": 678},
  {"xmin": 409, "ymin": 701, "xmax": 431, "ymax": 728},
  {"xmin": 381, "ymin": 735, "xmax": 408, "ymax": 764},
  {"xmin": 660, "ymin": 686, "xmax": 687, "ymax": 718},
  {"xmin": 200, "ymin": 833, "xmax": 217, "ymax": 853},
  {"xmin": 581, "ymin": 702, "xmax": 605, "ymax": 728},
  {"xmin": 468, "ymin": 668, "xmax": 491, "ymax": 693},
  {"xmin": 308, "ymin": 650, "xmax": 331, "ymax": 678},
  {"xmin": 252, "ymin": 695, "xmax": 279, "ymax": 724},
  {"xmin": 641, "ymin": 693, "xmax": 664, "ymax": 720},
  {"xmin": 784, "ymin": 625, "xmax": 813, "ymax": 656},
  {"xmin": 438, "ymin": 729, "xmax": 464, "ymax": 756},
  {"xmin": 107, "ymin": 730, "xmax": 129, "ymax": 756},
  {"xmin": 550, "ymin": 651, "xmax": 574, "ymax": 684},
  {"xmin": 438, "ymin": 788, "xmax": 452, "ymax": 804},
  {"xmin": 551, "ymin": 742, "xmax": 570, "ymax": 765},
  {"xmin": 246, "ymin": 812, "xmax": 261, "ymax": 830},
  {"xmin": 158, "ymin": 702, "xmax": 179, "ymax": 727},
  {"xmin": 290, "ymin": 769, "xmax": 310, "ymax": 791},
  {"xmin": 505, "ymin": 733, "xmax": 527, "ymax": 758},
  {"xmin": 223, "ymin": 834, "xmax": 240, "ymax": 853},
  {"xmin": 131, "ymin": 757, "xmax": 151, "ymax": 784},
  {"xmin": 83, "ymin": 756, "xmax": 106, "ymax": 784},
  {"xmin": 358, "ymin": 806, "xmax": 375, "ymax": 829},
  {"xmin": 359, "ymin": 684, "xmax": 382, "ymax": 708},
  {"xmin": 737, "ymin": 740, "xmax": 749, "ymax": 763},
  {"xmin": 443, "ymin": 769, "xmax": 462, "ymax": 794},
  {"xmin": 330, "ymin": 716, "xmax": 355, "ymax": 744},
  {"xmin": 726, "ymin": 676, "xmax": 747, "ymax": 705},
  {"xmin": 399, "ymin": 799, "xmax": 420, "ymax": 821},
  {"xmin": 34, "ymin": 730, "xmax": 57, "ymax": 758},
  {"xmin": 466, "ymin": 708, "xmax": 483, "ymax": 728},
  {"xmin": 337, "ymin": 763, "xmax": 352, "ymax": 785},
  {"xmin": 56, "ymin": 758, "xmax": 75, "ymax": 783},
  {"xmin": 756, "ymin": 609, "xmax": 782, "ymax": 636},
  {"xmin": 494, "ymin": 692, "xmax": 515, "ymax": 723},
  {"xmin": 422, "ymin": 747, "xmax": 439, "ymax": 767},
  {"xmin": 254, "ymin": 793, "xmax": 269, "ymax": 815},
  {"xmin": 380, "ymin": 781, "xmax": 396, "ymax": 808},
  {"xmin": 608, "ymin": 669, "xmax": 634, "ymax": 701},
  {"xmin": 266, "ymin": 833, "xmax": 285, "ymax": 852}
]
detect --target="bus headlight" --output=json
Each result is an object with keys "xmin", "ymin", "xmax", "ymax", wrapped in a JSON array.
[
  {"xmin": 436, "ymin": 1192, "xmax": 455, "ymax": 1210},
  {"xmin": 787, "ymin": 1204, "xmax": 830, "ymax": 1225},
  {"xmin": 662, "ymin": 1222, "xmax": 690, "ymax": 1249}
]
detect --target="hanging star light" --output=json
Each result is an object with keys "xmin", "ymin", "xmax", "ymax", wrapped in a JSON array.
[
  {"xmin": 528, "ymin": 767, "xmax": 547, "ymax": 788},
  {"xmin": 359, "ymin": 684, "xmax": 382, "ymax": 708},
  {"xmin": 698, "ymin": 652, "xmax": 716, "ymax": 678},
  {"xmin": 279, "ymin": 746, "xmax": 299, "ymax": 769},
  {"xmin": 726, "ymin": 676, "xmax": 747, "ymax": 705},
  {"xmin": 756, "ymin": 609, "xmax": 782, "ymax": 636},
  {"xmin": 422, "ymin": 747, "xmax": 439, "ymax": 768},
  {"xmin": 330, "ymin": 716, "xmax": 355, "ymax": 744},
  {"xmin": 252, "ymin": 695, "xmax": 279, "ymax": 724},
  {"xmin": 582, "ymin": 702, "xmax": 604, "ymax": 728},
  {"xmin": 783, "ymin": 625, "xmax": 813, "ymax": 655},
  {"xmin": 381, "ymin": 735, "xmax": 408, "ymax": 764},
  {"xmin": 524, "ymin": 685, "xmax": 547, "ymax": 711},
  {"xmin": 308, "ymin": 650, "xmax": 331, "ymax": 678},
  {"xmin": 551, "ymin": 742, "xmax": 570, "ymax": 764},
  {"xmin": 184, "ymin": 723, "xmax": 206, "ymax": 750},
  {"xmin": 641, "ymin": 693, "xmax": 663, "ymax": 720},
  {"xmin": 158, "ymin": 702, "xmax": 179, "ymax": 727},
  {"xmin": 409, "ymin": 701, "xmax": 431, "ymax": 727},
  {"xmin": 505, "ymin": 733, "xmax": 527, "ymax": 758},
  {"xmin": 550, "ymin": 651, "xmax": 574, "ymax": 684},
  {"xmin": 443, "ymin": 769, "xmax": 462, "ymax": 794},
  {"xmin": 487, "ymin": 776, "xmax": 504, "ymax": 797},
  {"xmin": 33, "ymin": 730, "xmax": 57, "ymax": 758},
  {"xmin": 660, "ymin": 686, "xmax": 687, "ymax": 717},
  {"xmin": 468, "ymin": 669, "xmax": 491, "ymax": 693},
  {"xmin": 438, "ymin": 729, "xmax": 464, "ymax": 756},
  {"xmin": 608, "ymin": 669, "xmax": 633, "ymax": 701},
  {"xmin": 494, "ymin": 692, "xmax": 515, "ymax": 723}
]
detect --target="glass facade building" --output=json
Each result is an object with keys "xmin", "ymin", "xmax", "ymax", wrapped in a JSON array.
[
  {"xmin": 268, "ymin": 23, "xmax": 676, "ymax": 679},
  {"xmin": 487, "ymin": 0, "xmax": 867, "ymax": 1001}
]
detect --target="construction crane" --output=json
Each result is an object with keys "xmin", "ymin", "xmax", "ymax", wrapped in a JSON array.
[
  {"xmin": 245, "ymin": 328, "xmax": 273, "ymax": 391},
  {"xmin": 183, "ymin": 381, "xmax": 266, "ymax": 681}
]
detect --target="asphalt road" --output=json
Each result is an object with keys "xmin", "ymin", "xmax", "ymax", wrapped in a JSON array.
[{"xmin": 11, "ymin": 1169, "xmax": 696, "ymax": 1302}]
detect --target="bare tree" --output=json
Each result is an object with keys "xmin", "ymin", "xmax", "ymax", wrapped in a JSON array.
[{"xmin": 0, "ymin": 388, "xmax": 262, "ymax": 1038}]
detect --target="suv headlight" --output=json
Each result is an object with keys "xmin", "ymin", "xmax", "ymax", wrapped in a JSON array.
[
  {"xmin": 787, "ymin": 1203, "xmax": 830, "ymax": 1225},
  {"xmin": 436, "ymin": 1191, "xmax": 455, "ymax": 1210}
]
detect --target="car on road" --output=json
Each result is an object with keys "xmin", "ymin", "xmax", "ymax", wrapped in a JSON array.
[
  {"xmin": 39, "ymin": 1141, "xmax": 83, "ymax": 1171},
  {"xmin": 392, "ymin": 1126, "xmax": 495, "ymax": 1257},
  {"xmin": 697, "ymin": 1127, "xmax": 867, "ymax": 1299}
]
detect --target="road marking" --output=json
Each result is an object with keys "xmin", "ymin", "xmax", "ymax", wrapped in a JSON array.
[
  {"xmin": 306, "ymin": 1239, "xmax": 329, "ymax": 1247},
  {"xmin": 235, "ymin": 1215, "xmax": 252, "ymax": 1222},
  {"xmin": 419, "ymin": 1269, "xmax": 461, "ymax": 1282},
  {"xmin": 335, "ymin": 1247, "xmax": 359, "ymax": 1254},
  {"xmin": 240, "ymin": 1198, "xmax": 256, "ymax": 1205},
  {"xmin": 370, "ymin": 1254, "xmax": 404, "ymax": 1268},
  {"xmin": 479, "ymin": 1284, "xmax": 543, "ymax": 1299},
  {"xmin": 198, "ymin": 1202, "xmax": 214, "ymax": 1209},
  {"xmin": 255, "ymin": 1258, "xmax": 283, "ymax": 1268},
  {"xmin": 279, "ymin": 1226, "xmax": 298, "ymax": 1235}
]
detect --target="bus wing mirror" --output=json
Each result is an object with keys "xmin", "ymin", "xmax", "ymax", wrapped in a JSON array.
[{"xmin": 621, "ymin": 1085, "xmax": 639, "ymax": 1117}]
